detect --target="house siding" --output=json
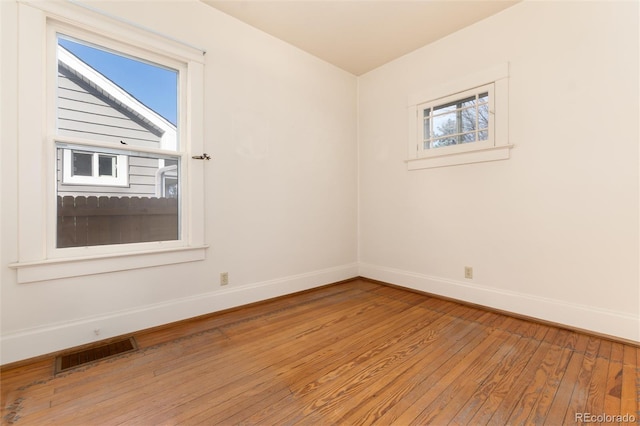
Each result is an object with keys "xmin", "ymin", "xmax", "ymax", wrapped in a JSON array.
[
  {"xmin": 56, "ymin": 151, "xmax": 161, "ymax": 197},
  {"xmin": 56, "ymin": 65, "xmax": 169, "ymax": 197},
  {"xmin": 57, "ymin": 67, "xmax": 163, "ymax": 148}
]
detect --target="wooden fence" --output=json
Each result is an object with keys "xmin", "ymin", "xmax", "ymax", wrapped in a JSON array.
[{"xmin": 57, "ymin": 196, "xmax": 178, "ymax": 248}]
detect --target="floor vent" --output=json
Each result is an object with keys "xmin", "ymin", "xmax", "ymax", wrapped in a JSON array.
[{"xmin": 55, "ymin": 337, "xmax": 138, "ymax": 374}]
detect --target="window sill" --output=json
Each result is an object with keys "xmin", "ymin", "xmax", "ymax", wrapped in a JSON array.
[
  {"xmin": 406, "ymin": 144, "xmax": 514, "ymax": 170},
  {"xmin": 9, "ymin": 245, "xmax": 208, "ymax": 284}
]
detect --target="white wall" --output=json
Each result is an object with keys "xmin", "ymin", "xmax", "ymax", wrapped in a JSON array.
[
  {"xmin": 358, "ymin": 1, "xmax": 639, "ymax": 341},
  {"xmin": 0, "ymin": 0, "xmax": 358, "ymax": 364}
]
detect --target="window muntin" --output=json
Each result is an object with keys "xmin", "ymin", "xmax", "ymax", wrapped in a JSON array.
[
  {"xmin": 419, "ymin": 84, "xmax": 493, "ymax": 153},
  {"xmin": 54, "ymin": 31, "xmax": 183, "ymax": 249}
]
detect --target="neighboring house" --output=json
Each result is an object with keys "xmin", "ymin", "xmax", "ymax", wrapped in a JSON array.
[{"xmin": 56, "ymin": 45, "xmax": 177, "ymax": 198}]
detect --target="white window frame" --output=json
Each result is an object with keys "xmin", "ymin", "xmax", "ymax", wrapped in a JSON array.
[
  {"xmin": 10, "ymin": 1, "xmax": 207, "ymax": 284},
  {"xmin": 62, "ymin": 148, "xmax": 129, "ymax": 186},
  {"xmin": 407, "ymin": 63, "xmax": 512, "ymax": 170}
]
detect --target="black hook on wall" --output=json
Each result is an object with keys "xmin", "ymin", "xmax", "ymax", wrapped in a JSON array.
[{"xmin": 191, "ymin": 153, "xmax": 211, "ymax": 160}]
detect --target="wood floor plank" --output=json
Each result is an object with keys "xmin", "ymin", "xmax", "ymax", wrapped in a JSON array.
[
  {"xmin": 602, "ymin": 350, "xmax": 623, "ymax": 420},
  {"xmin": 369, "ymin": 313, "xmax": 510, "ymax": 425},
  {"xmin": 586, "ymin": 357, "xmax": 611, "ymax": 418},
  {"xmin": 562, "ymin": 336, "xmax": 601, "ymax": 425},
  {"xmin": 241, "ymin": 305, "xmax": 487, "ymax": 425},
  {"xmin": 60, "ymin": 291, "xmax": 387, "ymax": 425},
  {"xmin": 338, "ymin": 312, "xmax": 508, "ymax": 425},
  {"xmin": 415, "ymin": 332, "xmax": 523, "ymax": 425},
  {"xmin": 246, "ymin": 310, "xmax": 499, "ymax": 426},
  {"xmin": 126, "ymin": 286, "xmax": 432, "ymax": 424},
  {"xmin": 138, "ymin": 296, "xmax": 422, "ymax": 424},
  {"xmin": 461, "ymin": 327, "xmax": 552, "ymax": 425},
  {"xmin": 500, "ymin": 329, "xmax": 561, "ymax": 425},
  {"xmin": 313, "ymin": 310, "xmax": 499, "ymax": 425},
  {"xmin": 620, "ymin": 345, "xmax": 639, "ymax": 422},
  {"xmin": 543, "ymin": 346, "xmax": 587, "ymax": 422},
  {"xmin": 2, "ymin": 279, "xmax": 638, "ymax": 426},
  {"xmin": 523, "ymin": 329, "xmax": 575, "ymax": 424}
]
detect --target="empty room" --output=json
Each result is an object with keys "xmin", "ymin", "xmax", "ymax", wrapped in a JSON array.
[{"xmin": 1, "ymin": 0, "xmax": 638, "ymax": 424}]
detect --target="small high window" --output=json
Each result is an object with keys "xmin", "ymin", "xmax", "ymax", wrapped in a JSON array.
[
  {"xmin": 407, "ymin": 64, "xmax": 511, "ymax": 170},
  {"xmin": 421, "ymin": 86, "xmax": 492, "ymax": 151}
]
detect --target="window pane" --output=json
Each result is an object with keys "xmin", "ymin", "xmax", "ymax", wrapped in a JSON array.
[
  {"xmin": 458, "ymin": 95, "xmax": 478, "ymax": 108},
  {"xmin": 164, "ymin": 178, "xmax": 179, "ymax": 199},
  {"xmin": 433, "ymin": 95, "xmax": 475, "ymax": 113},
  {"xmin": 460, "ymin": 106, "xmax": 477, "ymax": 133},
  {"xmin": 460, "ymin": 133, "xmax": 477, "ymax": 144},
  {"xmin": 433, "ymin": 111, "xmax": 459, "ymax": 138},
  {"xmin": 57, "ymin": 145, "xmax": 180, "ymax": 248},
  {"xmin": 433, "ymin": 137, "xmax": 458, "ymax": 148},
  {"xmin": 57, "ymin": 35, "xmax": 178, "ymax": 151},
  {"xmin": 478, "ymin": 103, "xmax": 489, "ymax": 130},
  {"xmin": 423, "ymin": 108, "xmax": 431, "ymax": 144},
  {"xmin": 98, "ymin": 155, "xmax": 115, "ymax": 177},
  {"xmin": 73, "ymin": 152, "xmax": 92, "ymax": 176},
  {"xmin": 433, "ymin": 103, "xmax": 457, "ymax": 114}
]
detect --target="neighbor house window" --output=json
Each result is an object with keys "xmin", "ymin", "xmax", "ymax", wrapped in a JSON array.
[
  {"xmin": 62, "ymin": 149, "xmax": 128, "ymax": 186},
  {"xmin": 407, "ymin": 63, "xmax": 511, "ymax": 170}
]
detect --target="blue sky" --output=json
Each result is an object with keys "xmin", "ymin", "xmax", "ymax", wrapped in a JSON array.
[{"xmin": 59, "ymin": 37, "xmax": 178, "ymax": 126}]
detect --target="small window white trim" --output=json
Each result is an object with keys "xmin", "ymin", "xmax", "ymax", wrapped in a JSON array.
[
  {"xmin": 62, "ymin": 149, "xmax": 129, "ymax": 186},
  {"xmin": 416, "ymin": 83, "xmax": 494, "ymax": 158},
  {"xmin": 407, "ymin": 63, "xmax": 513, "ymax": 170}
]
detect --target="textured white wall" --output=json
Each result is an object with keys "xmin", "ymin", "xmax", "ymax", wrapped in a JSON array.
[
  {"xmin": 0, "ymin": 0, "xmax": 358, "ymax": 364},
  {"xmin": 358, "ymin": 1, "xmax": 639, "ymax": 341}
]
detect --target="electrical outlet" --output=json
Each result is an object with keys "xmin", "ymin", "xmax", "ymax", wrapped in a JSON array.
[
  {"xmin": 220, "ymin": 272, "xmax": 229, "ymax": 286},
  {"xmin": 464, "ymin": 266, "xmax": 473, "ymax": 279}
]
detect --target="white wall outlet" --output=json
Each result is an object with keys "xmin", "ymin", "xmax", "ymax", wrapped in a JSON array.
[
  {"xmin": 220, "ymin": 272, "xmax": 229, "ymax": 286},
  {"xmin": 464, "ymin": 266, "xmax": 473, "ymax": 279}
]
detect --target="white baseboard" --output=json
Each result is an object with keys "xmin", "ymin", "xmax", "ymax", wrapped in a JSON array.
[
  {"xmin": 359, "ymin": 262, "xmax": 640, "ymax": 343},
  {"xmin": 0, "ymin": 263, "xmax": 359, "ymax": 365}
]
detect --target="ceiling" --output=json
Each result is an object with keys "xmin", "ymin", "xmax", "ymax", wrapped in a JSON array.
[{"xmin": 202, "ymin": 0, "xmax": 519, "ymax": 76}]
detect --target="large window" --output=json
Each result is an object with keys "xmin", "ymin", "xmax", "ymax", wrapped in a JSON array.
[
  {"xmin": 54, "ymin": 32, "xmax": 182, "ymax": 248},
  {"xmin": 11, "ymin": 1, "xmax": 206, "ymax": 283}
]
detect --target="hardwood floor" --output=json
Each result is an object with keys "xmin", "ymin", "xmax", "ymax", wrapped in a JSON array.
[{"xmin": 2, "ymin": 279, "xmax": 638, "ymax": 425}]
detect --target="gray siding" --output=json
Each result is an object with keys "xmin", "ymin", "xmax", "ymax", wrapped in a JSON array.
[
  {"xmin": 57, "ymin": 68, "xmax": 162, "ymax": 149},
  {"xmin": 56, "ymin": 151, "xmax": 160, "ymax": 197},
  {"xmin": 56, "ymin": 66, "xmax": 166, "ymax": 197}
]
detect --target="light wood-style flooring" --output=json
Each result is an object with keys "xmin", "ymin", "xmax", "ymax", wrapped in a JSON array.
[{"xmin": 1, "ymin": 279, "xmax": 639, "ymax": 425}]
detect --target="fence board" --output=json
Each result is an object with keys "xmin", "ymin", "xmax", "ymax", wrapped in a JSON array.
[{"xmin": 57, "ymin": 196, "xmax": 178, "ymax": 248}]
